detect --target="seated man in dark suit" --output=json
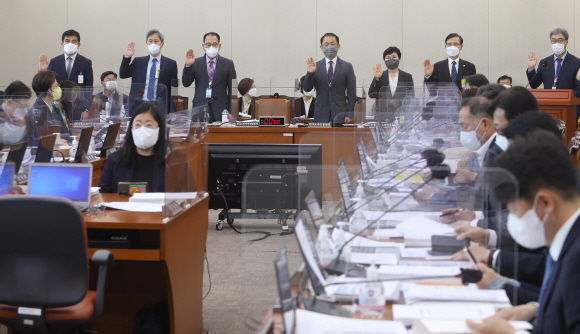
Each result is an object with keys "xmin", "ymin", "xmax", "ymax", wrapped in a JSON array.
[
  {"xmin": 468, "ymin": 130, "xmax": 580, "ymax": 334},
  {"xmin": 303, "ymin": 33, "xmax": 357, "ymax": 125},
  {"xmin": 94, "ymin": 71, "xmax": 129, "ymax": 121},
  {"xmin": 369, "ymin": 46, "xmax": 414, "ymax": 122},
  {"xmin": 182, "ymin": 32, "xmax": 237, "ymax": 123},
  {"xmin": 424, "ymin": 33, "xmax": 477, "ymax": 91},
  {"xmin": 526, "ymin": 27, "xmax": 580, "ymax": 119},
  {"xmin": 120, "ymin": 29, "xmax": 178, "ymax": 115},
  {"xmin": 39, "ymin": 29, "xmax": 93, "ymax": 114},
  {"xmin": 299, "ymin": 75, "xmax": 315, "ymax": 118}
]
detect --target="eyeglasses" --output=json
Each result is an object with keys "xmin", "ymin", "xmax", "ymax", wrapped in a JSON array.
[
  {"xmin": 204, "ymin": 43, "xmax": 219, "ymax": 48},
  {"xmin": 551, "ymin": 38, "xmax": 566, "ymax": 44}
]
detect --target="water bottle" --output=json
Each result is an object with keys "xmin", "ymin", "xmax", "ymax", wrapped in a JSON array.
[
  {"xmin": 355, "ymin": 182, "xmax": 365, "ymax": 199},
  {"xmin": 69, "ymin": 137, "xmax": 78, "ymax": 158},
  {"xmin": 315, "ymin": 225, "xmax": 335, "ymax": 267},
  {"xmin": 358, "ymin": 261, "xmax": 386, "ymax": 311},
  {"xmin": 120, "ymin": 105, "xmax": 126, "ymax": 117},
  {"xmin": 221, "ymin": 109, "xmax": 229, "ymax": 123},
  {"xmin": 349, "ymin": 210, "xmax": 367, "ymax": 234},
  {"xmin": 401, "ymin": 148, "xmax": 410, "ymax": 166}
]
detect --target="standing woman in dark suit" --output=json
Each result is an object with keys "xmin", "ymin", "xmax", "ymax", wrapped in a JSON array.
[
  {"xmin": 368, "ymin": 46, "xmax": 414, "ymax": 122},
  {"xmin": 299, "ymin": 75, "xmax": 316, "ymax": 118},
  {"xmin": 237, "ymin": 78, "xmax": 256, "ymax": 117}
]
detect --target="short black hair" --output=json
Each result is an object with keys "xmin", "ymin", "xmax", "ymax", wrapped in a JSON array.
[
  {"xmin": 62, "ymin": 29, "xmax": 80, "ymax": 43},
  {"xmin": 465, "ymin": 96, "xmax": 493, "ymax": 119},
  {"xmin": 101, "ymin": 71, "xmax": 117, "ymax": 82},
  {"xmin": 320, "ymin": 33, "xmax": 339, "ymax": 45},
  {"xmin": 3, "ymin": 80, "xmax": 32, "ymax": 103},
  {"xmin": 203, "ymin": 32, "xmax": 221, "ymax": 43},
  {"xmin": 383, "ymin": 46, "xmax": 401, "ymax": 60},
  {"xmin": 461, "ymin": 88, "xmax": 478, "ymax": 98},
  {"xmin": 237, "ymin": 78, "xmax": 254, "ymax": 96},
  {"xmin": 485, "ymin": 129, "xmax": 578, "ymax": 203},
  {"xmin": 465, "ymin": 74, "xmax": 489, "ymax": 87},
  {"xmin": 119, "ymin": 102, "xmax": 166, "ymax": 167},
  {"xmin": 445, "ymin": 33, "xmax": 463, "ymax": 45},
  {"xmin": 503, "ymin": 111, "xmax": 562, "ymax": 142},
  {"xmin": 495, "ymin": 87, "xmax": 538, "ymax": 121},
  {"xmin": 497, "ymin": 75, "xmax": 512, "ymax": 84},
  {"xmin": 32, "ymin": 71, "xmax": 58, "ymax": 95},
  {"xmin": 476, "ymin": 83, "xmax": 507, "ymax": 100}
]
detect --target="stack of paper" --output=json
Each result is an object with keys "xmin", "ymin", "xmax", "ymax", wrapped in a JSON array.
[
  {"xmin": 129, "ymin": 192, "xmax": 198, "ymax": 203},
  {"xmin": 402, "ymin": 283, "xmax": 511, "ymax": 304},
  {"xmin": 378, "ymin": 265, "xmax": 460, "ymax": 279},
  {"xmin": 294, "ymin": 309, "xmax": 408, "ymax": 334},
  {"xmin": 324, "ymin": 275, "xmax": 400, "ymax": 300},
  {"xmin": 393, "ymin": 303, "xmax": 496, "ymax": 326},
  {"xmin": 101, "ymin": 202, "xmax": 163, "ymax": 212},
  {"xmin": 412, "ymin": 319, "xmax": 533, "ymax": 334}
]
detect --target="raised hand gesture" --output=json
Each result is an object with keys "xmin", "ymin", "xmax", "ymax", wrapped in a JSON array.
[
  {"xmin": 373, "ymin": 63, "xmax": 383, "ymax": 80},
  {"xmin": 527, "ymin": 50, "xmax": 538, "ymax": 70},
  {"xmin": 306, "ymin": 57, "xmax": 316, "ymax": 73},
  {"xmin": 185, "ymin": 49, "xmax": 196, "ymax": 66},
  {"xmin": 125, "ymin": 42, "xmax": 135, "ymax": 57},
  {"xmin": 39, "ymin": 54, "xmax": 49, "ymax": 71},
  {"xmin": 424, "ymin": 59, "xmax": 434, "ymax": 77}
]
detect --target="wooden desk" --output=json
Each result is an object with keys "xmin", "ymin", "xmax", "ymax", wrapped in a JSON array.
[
  {"xmin": 529, "ymin": 89, "xmax": 580, "ymax": 143},
  {"xmin": 91, "ymin": 158, "xmax": 106, "ymax": 187},
  {"xmin": 85, "ymin": 193, "xmax": 209, "ymax": 334},
  {"xmin": 208, "ymin": 127, "xmax": 373, "ymax": 200}
]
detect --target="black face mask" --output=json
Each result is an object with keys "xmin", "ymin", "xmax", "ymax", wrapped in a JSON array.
[{"xmin": 385, "ymin": 59, "xmax": 399, "ymax": 70}]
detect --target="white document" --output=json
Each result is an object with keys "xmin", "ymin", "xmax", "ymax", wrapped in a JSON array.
[
  {"xmin": 402, "ymin": 283, "xmax": 510, "ymax": 304},
  {"xmin": 399, "ymin": 260, "xmax": 471, "ymax": 267},
  {"xmin": 400, "ymin": 248, "xmax": 453, "ymax": 260},
  {"xmin": 378, "ymin": 265, "xmax": 460, "ymax": 278},
  {"xmin": 412, "ymin": 319, "xmax": 532, "ymax": 334},
  {"xmin": 324, "ymin": 275, "xmax": 400, "ymax": 299},
  {"xmin": 395, "ymin": 216, "xmax": 454, "ymax": 236},
  {"xmin": 403, "ymin": 234, "xmax": 432, "ymax": 247},
  {"xmin": 338, "ymin": 231, "xmax": 404, "ymax": 249},
  {"xmin": 349, "ymin": 252, "xmax": 399, "ymax": 265},
  {"xmin": 393, "ymin": 303, "xmax": 496, "ymax": 326},
  {"xmin": 294, "ymin": 309, "xmax": 408, "ymax": 334},
  {"xmin": 90, "ymin": 187, "xmax": 100, "ymax": 196},
  {"xmin": 362, "ymin": 210, "xmax": 426, "ymax": 222},
  {"xmin": 129, "ymin": 192, "xmax": 198, "ymax": 203},
  {"xmin": 101, "ymin": 202, "xmax": 163, "ymax": 212},
  {"xmin": 372, "ymin": 229, "xmax": 405, "ymax": 238}
]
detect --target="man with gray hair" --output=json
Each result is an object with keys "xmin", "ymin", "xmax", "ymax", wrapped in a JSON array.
[
  {"xmin": 120, "ymin": 29, "xmax": 178, "ymax": 115},
  {"xmin": 527, "ymin": 28, "xmax": 580, "ymax": 118}
]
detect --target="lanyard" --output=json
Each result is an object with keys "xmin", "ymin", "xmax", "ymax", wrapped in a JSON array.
[{"xmin": 53, "ymin": 103, "xmax": 70, "ymax": 130}]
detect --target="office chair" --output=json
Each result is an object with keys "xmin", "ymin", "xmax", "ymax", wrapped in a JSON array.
[{"xmin": 0, "ymin": 196, "xmax": 114, "ymax": 334}]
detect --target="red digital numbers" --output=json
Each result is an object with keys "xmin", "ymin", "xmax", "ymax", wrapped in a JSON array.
[{"xmin": 262, "ymin": 117, "xmax": 281, "ymax": 125}]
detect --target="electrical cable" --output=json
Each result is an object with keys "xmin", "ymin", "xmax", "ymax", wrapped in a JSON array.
[{"xmin": 202, "ymin": 247, "xmax": 212, "ymax": 300}]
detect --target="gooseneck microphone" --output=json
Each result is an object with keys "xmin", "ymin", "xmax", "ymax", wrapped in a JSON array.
[{"xmin": 525, "ymin": 60, "xmax": 548, "ymax": 88}]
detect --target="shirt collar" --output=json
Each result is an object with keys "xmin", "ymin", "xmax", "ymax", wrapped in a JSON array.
[
  {"xmin": 325, "ymin": 57, "xmax": 337, "ymax": 65},
  {"xmin": 64, "ymin": 52, "xmax": 78, "ymax": 62},
  {"xmin": 448, "ymin": 57, "xmax": 460, "ymax": 65},
  {"xmin": 242, "ymin": 94, "xmax": 252, "ymax": 102},
  {"xmin": 206, "ymin": 54, "xmax": 218, "ymax": 64},
  {"xmin": 555, "ymin": 51, "xmax": 568, "ymax": 62},
  {"xmin": 477, "ymin": 132, "xmax": 496, "ymax": 167},
  {"xmin": 550, "ymin": 206, "xmax": 580, "ymax": 261},
  {"xmin": 149, "ymin": 54, "xmax": 162, "ymax": 62}
]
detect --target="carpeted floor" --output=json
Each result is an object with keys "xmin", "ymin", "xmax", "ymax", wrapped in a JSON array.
[{"xmin": 202, "ymin": 204, "xmax": 333, "ymax": 334}]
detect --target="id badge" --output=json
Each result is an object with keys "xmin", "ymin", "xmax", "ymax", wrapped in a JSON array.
[
  {"xmin": 155, "ymin": 70, "xmax": 160, "ymax": 78},
  {"xmin": 206, "ymin": 88, "xmax": 212, "ymax": 98},
  {"xmin": 461, "ymin": 78, "xmax": 466, "ymax": 87},
  {"xmin": 78, "ymin": 74, "xmax": 84, "ymax": 84}
]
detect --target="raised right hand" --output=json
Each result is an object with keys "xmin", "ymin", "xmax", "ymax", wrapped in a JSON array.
[
  {"xmin": 185, "ymin": 49, "xmax": 195, "ymax": 66},
  {"xmin": 423, "ymin": 59, "xmax": 434, "ymax": 77},
  {"xmin": 39, "ymin": 54, "xmax": 49, "ymax": 71},
  {"xmin": 306, "ymin": 57, "xmax": 316, "ymax": 73},
  {"xmin": 528, "ymin": 50, "xmax": 537, "ymax": 70},
  {"xmin": 125, "ymin": 42, "xmax": 136, "ymax": 57},
  {"xmin": 373, "ymin": 63, "xmax": 383, "ymax": 80}
]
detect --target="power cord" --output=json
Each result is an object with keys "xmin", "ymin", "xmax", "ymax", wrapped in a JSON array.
[{"xmin": 202, "ymin": 248, "xmax": 212, "ymax": 300}]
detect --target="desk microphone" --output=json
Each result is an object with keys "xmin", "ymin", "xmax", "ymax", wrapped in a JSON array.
[
  {"xmin": 525, "ymin": 60, "xmax": 548, "ymax": 88},
  {"xmin": 270, "ymin": 93, "xmax": 279, "ymax": 117}
]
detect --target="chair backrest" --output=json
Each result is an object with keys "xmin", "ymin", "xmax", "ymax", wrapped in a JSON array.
[
  {"xmin": 0, "ymin": 196, "xmax": 88, "ymax": 307},
  {"xmin": 231, "ymin": 98, "xmax": 239, "ymax": 121},
  {"xmin": 255, "ymin": 99, "xmax": 291, "ymax": 120}
]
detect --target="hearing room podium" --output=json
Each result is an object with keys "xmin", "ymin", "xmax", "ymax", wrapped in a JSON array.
[{"xmin": 529, "ymin": 89, "xmax": 580, "ymax": 143}]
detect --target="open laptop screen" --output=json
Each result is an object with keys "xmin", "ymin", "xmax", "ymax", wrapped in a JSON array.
[
  {"xmin": 27, "ymin": 164, "xmax": 92, "ymax": 204},
  {"xmin": 0, "ymin": 163, "xmax": 14, "ymax": 195}
]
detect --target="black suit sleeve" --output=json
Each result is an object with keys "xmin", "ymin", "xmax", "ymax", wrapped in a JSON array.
[
  {"xmin": 504, "ymin": 281, "xmax": 540, "ymax": 305},
  {"xmin": 303, "ymin": 71, "xmax": 315, "ymax": 92},
  {"xmin": 119, "ymin": 56, "xmax": 133, "ymax": 79},
  {"xmin": 526, "ymin": 67, "xmax": 543, "ymax": 89},
  {"xmin": 368, "ymin": 72, "xmax": 388, "ymax": 96},
  {"xmin": 47, "ymin": 59, "xmax": 54, "ymax": 71},
  {"xmin": 182, "ymin": 64, "xmax": 196, "ymax": 87},
  {"xmin": 424, "ymin": 62, "xmax": 439, "ymax": 83},
  {"xmin": 171, "ymin": 61, "xmax": 178, "ymax": 87},
  {"xmin": 227, "ymin": 61, "xmax": 236, "ymax": 113},
  {"xmin": 498, "ymin": 249, "xmax": 546, "ymax": 287},
  {"xmin": 84, "ymin": 58, "xmax": 94, "ymax": 95}
]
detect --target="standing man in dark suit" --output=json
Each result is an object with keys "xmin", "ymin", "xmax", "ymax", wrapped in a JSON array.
[
  {"xmin": 182, "ymin": 32, "xmax": 237, "ymax": 123},
  {"xmin": 424, "ymin": 33, "xmax": 476, "ymax": 91},
  {"xmin": 120, "ymin": 29, "xmax": 178, "ymax": 115},
  {"xmin": 369, "ymin": 46, "xmax": 414, "ymax": 122},
  {"xmin": 303, "ymin": 33, "xmax": 356, "ymax": 125},
  {"xmin": 467, "ymin": 130, "xmax": 580, "ymax": 334},
  {"xmin": 39, "ymin": 29, "xmax": 93, "ymax": 120},
  {"xmin": 526, "ymin": 28, "xmax": 580, "ymax": 119}
]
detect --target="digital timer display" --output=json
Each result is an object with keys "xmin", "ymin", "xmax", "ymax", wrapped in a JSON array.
[{"xmin": 259, "ymin": 116, "xmax": 286, "ymax": 127}]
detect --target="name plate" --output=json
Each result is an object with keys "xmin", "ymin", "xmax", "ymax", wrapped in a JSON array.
[
  {"xmin": 82, "ymin": 154, "xmax": 99, "ymax": 163},
  {"xmin": 309, "ymin": 122, "xmax": 332, "ymax": 127},
  {"xmin": 163, "ymin": 200, "xmax": 185, "ymax": 217},
  {"xmin": 106, "ymin": 148, "xmax": 118, "ymax": 158},
  {"xmin": 235, "ymin": 122, "xmax": 259, "ymax": 127}
]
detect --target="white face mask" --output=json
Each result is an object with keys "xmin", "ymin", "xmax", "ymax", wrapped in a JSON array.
[
  {"xmin": 147, "ymin": 43, "xmax": 161, "ymax": 55},
  {"xmin": 552, "ymin": 43, "xmax": 566, "ymax": 56},
  {"xmin": 13, "ymin": 108, "xmax": 28, "ymax": 121},
  {"xmin": 248, "ymin": 88, "xmax": 257, "ymax": 97},
  {"xmin": 502, "ymin": 84, "xmax": 511, "ymax": 89},
  {"xmin": 105, "ymin": 81, "xmax": 117, "ymax": 91},
  {"xmin": 460, "ymin": 119, "xmax": 484, "ymax": 151},
  {"xmin": 132, "ymin": 126, "xmax": 159, "ymax": 150},
  {"xmin": 205, "ymin": 46, "xmax": 219, "ymax": 58},
  {"xmin": 63, "ymin": 43, "xmax": 78, "ymax": 55},
  {"xmin": 446, "ymin": 46, "xmax": 460, "ymax": 57},
  {"xmin": 495, "ymin": 134, "xmax": 509, "ymax": 151},
  {"xmin": 0, "ymin": 122, "xmax": 26, "ymax": 146},
  {"xmin": 507, "ymin": 197, "xmax": 548, "ymax": 249},
  {"xmin": 303, "ymin": 89, "xmax": 315, "ymax": 97}
]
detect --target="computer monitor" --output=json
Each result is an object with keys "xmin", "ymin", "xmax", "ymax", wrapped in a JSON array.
[
  {"xmin": 336, "ymin": 164, "xmax": 354, "ymax": 220},
  {"xmin": 75, "ymin": 126, "xmax": 94, "ymax": 163},
  {"xmin": 294, "ymin": 214, "xmax": 327, "ymax": 296},
  {"xmin": 35, "ymin": 134, "xmax": 57, "ymax": 163},
  {"xmin": 304, "ymin": 190, "xmax": 326, "ymax": 231},
  {"xmin": 99, "ymin": 123, "xmax": 121, "ymax": 157},
  {"xmin": 5, "ymin": 141, "xmax": 27, "ymax": 173},
  {"xmin": 356, "ymin": 138, "xmax": 374, "ymax": 180},
  {"xmin": 274, "ymin": 243, "xmax": 296, "ymax": 334},
  {"xmin": 27, "ymin": 163, "xmax": 93, "ymax": 209},
  {"xmin": 0, "ymin": 162, "xmax": 14, "ymax": 195}
]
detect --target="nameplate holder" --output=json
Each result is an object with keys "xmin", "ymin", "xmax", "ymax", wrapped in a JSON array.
[
  {"xmin": 309, "ymin": 122, "xmax": 331, "ymax": 127},
  {"xmin": 82, "ymin": 154, "xmax": 99, "ymax": 163},
  {"xmin": 163, "ymin": 200, "xmax": 185, "ymax": 217},
  {"xmin": 106, "ymin": 148, "xmax": 117, "ymax": 158},
  {"xmin": 235, "ymin": 121, "xmax": 259, "ymax": 127}
]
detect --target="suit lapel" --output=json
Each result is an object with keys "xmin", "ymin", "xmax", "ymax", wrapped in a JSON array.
[
  {"xmin": 557, "ymin": 54, "xmax": 572, "ymax": 85},
  {"xmin": 545, "ymin": 57, "xmax": 555, "ymax": 85},
  {"xmin": 332, "ymin": 57, "xmax": 344, "ymax": 85},
  {"xmin": 159, "ymin": 56, "xmax": 167, "ymax": 82},
  {"xmin": 69, "ymin": 55, "xmax": 81, "ymax": 78},
  {"xmin": 457, "ymin": 59, "xmax": 466, "ymax": 84}
]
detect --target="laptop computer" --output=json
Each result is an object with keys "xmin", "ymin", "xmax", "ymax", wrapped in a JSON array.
[
  {"xmin": 6, "ymin": 141, "xmax": 27, "ymax": 173},
  {"xmin": 35, "ymin": 134, "xmax": 57, "ymax": 163},
  {"xmin": 75, "ymin": 126, "xmax": 94, "ymax": 163},
  {"xmin": 27, "ymin": 163, "xmax": 93, "ymax": 210},
  {"xmin": 0, "ymin": 162, "xmax": 15, "ymax": 196},
  {"xmin": 99, "ymin": 123, "xmax": 121, "ymax": 157}
]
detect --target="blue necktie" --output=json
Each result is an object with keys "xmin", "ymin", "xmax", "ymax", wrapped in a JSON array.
[
  {"xmin": 147, "ymin": 58, "xmax": 157, "ymax": 100},
  {"xmin": 536, "ymin": 255, "xmax": 555, "ymax": 320},
  {"xmin": 555, "ymin": 58, "xmax": 563, "ymax": 80},
  {"xmin": 451, "ymin": 61, "xmax": 457, "ymax": 84}
]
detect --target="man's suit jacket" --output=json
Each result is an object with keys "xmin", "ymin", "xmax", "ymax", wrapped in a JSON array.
[
  {"xmin": 119, "ymin": 55, "xmax": 178, "ymax": 115},
  {"xmin": 303, "ymin": 57, "xmax": 356, "ymax": 124},
  {"xmin": 535, "ymin": 213, "xmax": 580, "ymax": 333},
  {"xmin": 299, "ymin": 97, "xmax": 316, "ymax": 118},
  {"xmin": 182, "ymin": 55, "xmax": 236, "ymax": 122},
  {"xmin": 369, "ymin": 70, "xmax": 414, "ymax": 122},
  {"xmin": 94, "ymin": 91, "xmax": 130, "ymax": 117},
  {"xmin": 47, "ymin": 54, "xmax": 94, "ymax": 97},
  {"xmin": 527, "ymin": 52, "xmax": 580, "ymax": 97},
  {"xmin": 424, "ymin": 58, "xmax": 476, "ymax": 90}
]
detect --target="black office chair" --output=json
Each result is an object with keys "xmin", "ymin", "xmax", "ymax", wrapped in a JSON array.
[{"xmin": 0, "ymin": 196, "xmax": 114, "ymax": 333}]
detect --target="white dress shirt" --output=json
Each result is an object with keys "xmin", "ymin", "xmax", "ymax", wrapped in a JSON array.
[
  {"xmin": 550, "ymin": 206, "xmax": 580, "ymax": 261},
  {"xmin": 303, "ymin": 97, "xmax": 313, "ymax": 117},
  {"xmin": 388, "ymin": 70, "xmax": 399, "ymax": 95},
  {"xmin": 476, "ymin": 132, "xmax": 497, "ymax": 168},
  {"xmin": 242, "ymin": 94, "xmax": 252, "ymax": 115},
  {"xmin": 143, "ymin": 54, "xmax": 162, "ymax": 101}
]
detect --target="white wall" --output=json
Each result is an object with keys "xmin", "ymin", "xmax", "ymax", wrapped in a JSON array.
[{"xmin": 0, "ymin": 0, "xmax": 577, "ymax": 102}]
